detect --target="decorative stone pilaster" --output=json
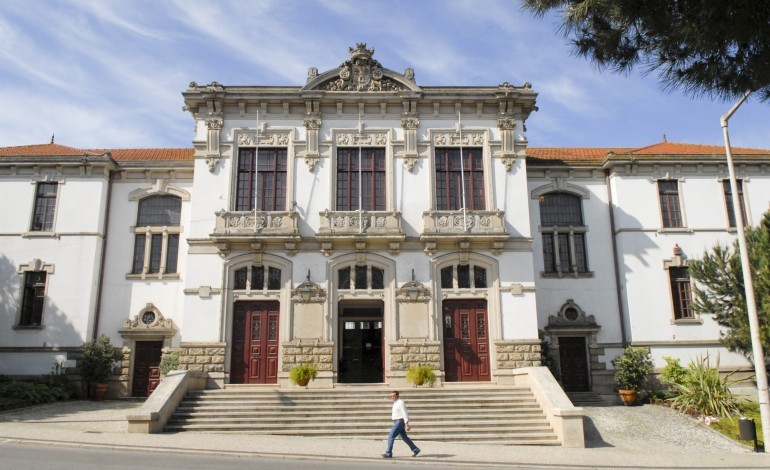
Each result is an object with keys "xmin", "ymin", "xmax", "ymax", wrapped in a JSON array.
[
  {"xmin": 400, "ymin": 115, "xmax": 420, "ymax": 172},
  {"xmin": 303, "ymin": 115, "xmax": 322, "ymax": 171},
  {"xmin": 205, "ymin": 118, "xmax": 223, "ymax": 172},
  {"xmin": 494, "ymin": 340, "xmax": 542, "ymax": 370}
]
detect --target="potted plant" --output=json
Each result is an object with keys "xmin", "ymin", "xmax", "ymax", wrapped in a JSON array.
[
  {"xmin": 289, "ymin": 364, "xmax": 318, "ymax": 387},
  {"xmin": 405, "ymin": 365, "xmax": 436, "ymax": 387},
  {"xmin": 79, "ymin": 335, "xmax": 122, "ymax": 399},
  {"xmin": 612, "ymin": 346, "xmax": 654, "ymax": 405}
]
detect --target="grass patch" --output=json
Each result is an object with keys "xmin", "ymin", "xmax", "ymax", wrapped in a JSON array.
[{"xmin": 710, "ymin": 402, "xmax": 764, "ymax": 448}]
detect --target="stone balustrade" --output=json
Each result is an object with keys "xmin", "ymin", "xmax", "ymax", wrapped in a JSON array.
[
  {"xmin": 212, "ymin": 209, "xmax": 298, "ymax": 236},
  {"xmin": 422, "ymin": 210, "xmax": 507, "ymax": 235},
  {"xmin": 318, "ymin": 210, "xmax": 403, "ymax": 236}
]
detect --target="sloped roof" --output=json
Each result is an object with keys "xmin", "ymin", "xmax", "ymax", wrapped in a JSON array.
[
  {"xmin": 0, "ymin": 144, "xmax": 194, "ymax": 161},
  {"xmin": 527, "ymin": 141, "xmax": 770, "ymax": 163},
  {"xmin": 526, "ymin": 147, "xmax": 630, "ymax": 161},
  {"xmin": 626, "ymin": 141, "xmax": 769, "ymax": 155},
  {"xmin": 92, "ymin": 148, "xmax": 195, "ymax": 161},
  {"xmin": 0, "ymin": 143, "xmax": 100, "ymax": 157}
]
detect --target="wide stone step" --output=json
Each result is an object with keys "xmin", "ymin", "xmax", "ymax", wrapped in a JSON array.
[{"xmin": 166, "ymin": 385, "xmax": 560, "ymax": 445}]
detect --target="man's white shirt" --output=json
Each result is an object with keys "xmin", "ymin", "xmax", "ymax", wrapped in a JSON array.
[{"xmin": 391, "ymin": 398, "xmax": 409, "ymax": 422}]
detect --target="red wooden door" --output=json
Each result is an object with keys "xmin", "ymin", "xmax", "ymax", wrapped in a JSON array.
[
  {"xmin": 442, "ymin": 300, "xmax": 490, "ymax": 382},
  {"xmin": 132, "ymin": 341, "xmax": 163, "ymax": 397},
  {"xmin": 231, "ymin": 301, "xmax": 279, "ymax": 384}
]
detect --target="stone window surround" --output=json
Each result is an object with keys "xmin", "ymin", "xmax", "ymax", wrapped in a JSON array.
[
  {"xmin": 127, "ymin": 181, "xmax": 190, "ymax": 281},
  {"xmin": 531, "ymin": 180, "xmax": 593, "ymax": 279},
  {"xmin": 229, "ymin": 127, "xmax": 297, "ymax": 213},
  {"xmin": 426, "ymin": 127, "xmax": 493, "ymax": 212},
  {"xmin": 653, "ymin": 175, "xmax": 689, "ymax": 231},
  {"xmin": 662, "ymin": 246, "xmax": 701, "ymax": 324},
  {"xmin": 23, "ymin": 174, "xmax": 65, "ymax": 237},
  {"xmin": 13, "ymin": 258, "xmax": 55, "ymax": 330}
]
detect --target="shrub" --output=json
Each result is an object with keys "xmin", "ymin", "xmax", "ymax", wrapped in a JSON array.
[
  {"xmin": 289, "ymin": 364, "xmax": 318, "ymax": 386},
  {"xmin": 159, "ymin": 350, "xmax": 180, "ymax": 376},
  {"xmin": 79, "ymin": 336, "xmax": 123, "ymax": 386},
  {"xmin": 612, "ymin": 346, "xmax": 654, "ymax": 391},
  {"xmin": 667, "ymin": 354, "xmax": 747, "ymax": 420},
  {"xmin": 661, "ymin": 356, "xmax": 689, "ymax": 387},
  {"xmin": 405, "ymin": 365, "xmax": 436, "ymax": 387}
]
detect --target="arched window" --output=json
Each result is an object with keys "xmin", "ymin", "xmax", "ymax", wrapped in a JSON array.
[
  {"xmin": 539, "ymin": 192, "xmax": 588, "ymax": 275},
  {"xmin": 131, "ymin": 196, "xmax": 181, "ymax": 276}
]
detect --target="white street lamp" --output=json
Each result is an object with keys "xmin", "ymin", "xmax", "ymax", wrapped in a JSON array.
[{"xmin": 721, "ymin": 90, "xmax": 770, "ymax": 450}]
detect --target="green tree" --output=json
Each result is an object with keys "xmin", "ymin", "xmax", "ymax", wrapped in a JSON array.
[
  {"xmin": 521, "ymin": 1, "xmax": 770, "ymax": 101},
  {"xmin": 688, "ymin": 212, "xmax": 770, "ymax": 359}
]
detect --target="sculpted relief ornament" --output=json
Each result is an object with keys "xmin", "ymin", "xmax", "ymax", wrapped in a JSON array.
[{"xmin": 322, "ymin": 44, "xmax": 405, "ymax": 92}]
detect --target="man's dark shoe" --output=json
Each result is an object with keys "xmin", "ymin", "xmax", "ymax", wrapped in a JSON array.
[
  {"xmin": 412, "ymin": 449, "xmax": 421, "ymax": 457},
  {"xmin": 382, "ymin": 454, "xmax": 392, "ymax": 459}
]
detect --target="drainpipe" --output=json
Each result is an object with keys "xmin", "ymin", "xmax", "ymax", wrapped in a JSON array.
[
  {"xmin": 92, "ymin": 159, "xmax": 117, "ymax": 339},
  {"xmin": 604, "ymin": 169, "xmax": 628, "ymax": 346}
]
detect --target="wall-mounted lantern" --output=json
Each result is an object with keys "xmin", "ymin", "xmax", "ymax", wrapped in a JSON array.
[
  {"xmin": 294, "ymin": 270, "xmax": 325, "ymax": 303},
  {"xmin": 398, "ymin": 269, "xmax": 429, "ymax": 302}
]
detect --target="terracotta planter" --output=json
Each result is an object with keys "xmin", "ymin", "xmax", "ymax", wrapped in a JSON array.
[
  {"xmin": 296, "ymin": 378, "xmax": 310, "ymax": 387},
  {"xmin": 93, "ymin": 383, "xmax": 109, "ymax": 400},
  {"xmin": 618, "ymin": 389, "xmax": 637, "ymax": 406}
]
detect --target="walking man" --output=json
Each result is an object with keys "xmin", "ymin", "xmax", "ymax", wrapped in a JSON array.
[{"xmin": 383, "ymin": 390, "xmax": 420, "ymax": 458}]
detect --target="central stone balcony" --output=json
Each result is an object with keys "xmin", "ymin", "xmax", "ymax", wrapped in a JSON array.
[
  {"xmin": 316, "ymin": 210, "xmax": 405, "ymax": 256},
  {"xmin": 211, "ymin": 209, "xmax": 301, "ymax": 255},
  {"xmin": 420, "ymin": 210, "xmax": 510, "ymax": 255}
]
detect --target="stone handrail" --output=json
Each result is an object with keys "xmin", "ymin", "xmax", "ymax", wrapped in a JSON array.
[
  {"xmin": 213, "ymin": 209, "xmax": 298, "ymax": 236},
  {"xmin": 318, "ymin": 210, "xmax": 403, "ymax": 236},
  {"xmin": 422, "ymin": 210, "xmax": 507, "ymax": 235},
  {"xmin": 511, "ymin": 366, "xmax": 585, "ymax": 448},
  {"xmin": 126, "ymin": 370, "xmax": 206, "ymax": 433}
]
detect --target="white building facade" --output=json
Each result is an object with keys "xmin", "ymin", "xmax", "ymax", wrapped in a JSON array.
[{"xmin": 1, "ymin": 45, "xmax": 767, "ymax": 398}]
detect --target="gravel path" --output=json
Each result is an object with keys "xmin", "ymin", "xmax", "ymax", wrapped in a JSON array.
[{"xmin": 583, "ymin": 403, "xmax": 751, "ymax": 453}]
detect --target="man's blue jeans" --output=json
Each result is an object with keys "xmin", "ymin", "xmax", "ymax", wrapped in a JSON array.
[{"xmin": 385, "ymin": 419, "xmax": 418, "ymax": 456}]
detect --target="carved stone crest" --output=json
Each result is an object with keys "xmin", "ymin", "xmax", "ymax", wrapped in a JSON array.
[{"xmin": 323, "ymin": 43, "xmax": 404, "ymax": 92}]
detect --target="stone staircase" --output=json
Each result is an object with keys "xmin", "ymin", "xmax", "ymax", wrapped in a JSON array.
[{"xmin": 165, "ymin": 384, "xmax": 561, "ymax": 445}]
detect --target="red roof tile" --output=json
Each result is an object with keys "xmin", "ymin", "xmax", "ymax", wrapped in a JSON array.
[
  {"xmin": 0, "ymin": 143, "xmax": 99, "ymax": 157},
  {"xmin": 627, "ymin": 141, "xmax": 769, "ymax": 155},
  {"xmin": 0, "ymin": 144, "xmax": 194, "ymax": 161},
  {"xmin": 527, "ymin": 147, "xmax": 631, "ymax": 161},
  {"xmin": 94, "ymin": 148, "xmax": 195, "ymax": 161}
]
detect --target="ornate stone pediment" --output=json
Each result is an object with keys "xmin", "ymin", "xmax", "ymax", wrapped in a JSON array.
[
  {"xmin": 547, "ymin": 299, "xmax": 599, "ymax": 330},
  {"xmin": 303, "ymin": 43, "xmax": 421, "ymax": 93}
]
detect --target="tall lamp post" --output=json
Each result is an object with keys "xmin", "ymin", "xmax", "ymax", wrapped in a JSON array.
[{"xmin": 721, "ymin": 90, "xmax": 770, "ymax": 449}]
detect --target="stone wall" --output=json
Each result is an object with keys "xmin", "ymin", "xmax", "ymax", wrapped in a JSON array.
[
  {"xmin": 389, "ymin": 341, "xmax": 441, "ymax": 371},
  {"xmin": 281, "ymin": 341, "xmax": 334, "ymax": 372},
  {"xmin": 495, "ymin": 340, "xmax": 542, "ymax": 369},
  {"xmin": 177, "ymin": 342, "xmax": 226, "ymax": 373}
]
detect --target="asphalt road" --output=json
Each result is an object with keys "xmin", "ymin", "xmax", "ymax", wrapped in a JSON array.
[{"xmin": 0, "ymin": 442, "xmax": 480, "ymax": 470}]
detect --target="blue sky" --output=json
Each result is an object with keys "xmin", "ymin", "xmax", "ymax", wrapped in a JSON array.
[{"xmin": 1, "ymin": 0, "xmax": 767, "ymax": 150}]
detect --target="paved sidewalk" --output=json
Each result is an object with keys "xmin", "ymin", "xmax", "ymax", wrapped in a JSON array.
[{"xmin": 0, "ymin": 400, "xmax": 768, "ymax": 468}]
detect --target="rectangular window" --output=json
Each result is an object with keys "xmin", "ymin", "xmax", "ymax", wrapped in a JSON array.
[
  {"xmin": 670, "ymin": 267, "xmax": 695, "ymax": 320},
  {"xmin": 541, "ymin": 232, "xmax": 588, "ymax": 274},
  {"xmin": 235, "ymin": 148, "xmax": 288, "ymax": 211},
  {"xmin": 131, "ymin": 233, "xmax": 179, "ymax": 274},
  {"xmin": 19, "ymin": 271, "xmax": 47, "ymax": 326},
  {"xmin": 31, "ymin": 182, "xmax": 58, "ymax": 231},
  {"xmin": 658, "ymin": 180, "xmax": 683, "ymax": 228},
  {"xmin": 336, "ymin": 148, "xmax": 386, "ymax": 211},
  {"xmin": 723, "ymin": 180, "xmax": 748, "ymax": 228},
  {"xmin": 435, "ymin": 148, "xmax": 484, "ymax": 210}
]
